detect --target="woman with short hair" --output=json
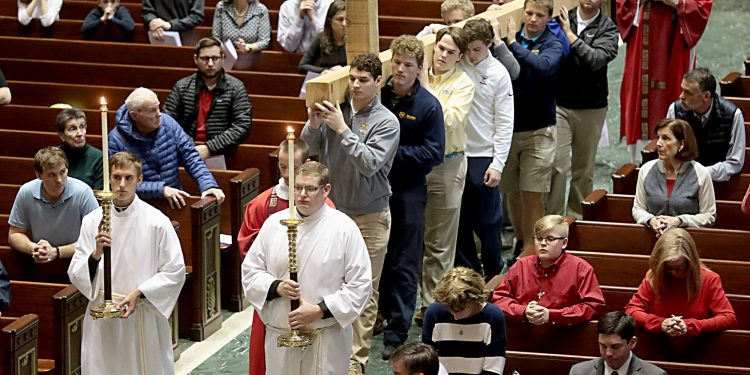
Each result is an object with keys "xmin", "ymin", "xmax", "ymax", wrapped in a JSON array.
[{"xmin": 632, "ymin": 118, "xmax": 716, "ymax": 237}]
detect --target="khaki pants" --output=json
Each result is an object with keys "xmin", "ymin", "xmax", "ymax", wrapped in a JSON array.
[
  {"xmin": 547, "ymin": 106, "xmax": 607, "ymax": 218},
  {"xmin": 420, "ymin": 155, "xmax": 467, "ymax": 308},
  {"xmin": 349, "ymin": 209, "xmax": 391, "ymax": 368}
]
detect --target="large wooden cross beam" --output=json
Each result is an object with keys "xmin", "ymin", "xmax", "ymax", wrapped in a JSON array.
[{"xmin": 305, "ymin": 0, "xmax": 578, "ymax": 107}]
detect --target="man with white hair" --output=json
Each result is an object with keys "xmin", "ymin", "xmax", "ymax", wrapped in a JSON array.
[{"xmin": 109, "ymin": 87, "xmax": 224, "ymax": 208}]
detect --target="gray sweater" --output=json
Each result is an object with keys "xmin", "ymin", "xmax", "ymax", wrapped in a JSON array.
[
  {"xmin": 632, "ymin": 159, "xmax": 716, "ymax": 228},
  {"xmin": 301, "ymin": 95, "xmax": 400, "ymax": 216}
]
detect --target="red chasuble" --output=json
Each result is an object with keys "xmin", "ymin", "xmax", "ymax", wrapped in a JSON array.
[{"xmin": 617, "ymin": 0, "xmax": 711, "ymax": 145}]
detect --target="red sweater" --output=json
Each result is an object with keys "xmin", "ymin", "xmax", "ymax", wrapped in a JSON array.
[
  {"xmin": 491, "ymin": 252, "xmax": 605, "ymax": 325},
  {"xmin": 625, "ymin": 267, "xmax": 737, "ymax": 335}
]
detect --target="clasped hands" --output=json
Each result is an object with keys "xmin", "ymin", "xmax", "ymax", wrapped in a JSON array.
[
  {"xmin": 32, "ymin": 239, "xmax": 59, "ymax": 263},
  {"xmin": 648, "ymin": 216, "xmax": 682, "ymax": 237},
  {"xmin": 308, "ymin": 100, "xmax": 347, "ymax": 134},
  {"xmin": 148, "ymin": 18, "xmax": 172, "ymax": 40},
  {"xmin": 661, "ymin": 315, "xmax": 688, "ymax": 337},
  {"xmin": 276, "ymin": 278, "xmax": 324, "ymax": 329},
  {"xmin": 525, "ymin": 301, "xmax": 550, "ymax": 325}
]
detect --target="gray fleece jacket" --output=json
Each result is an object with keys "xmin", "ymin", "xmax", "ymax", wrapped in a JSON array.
[{"xmin": 302, "ymin": 95, "xmax": 400, "ymax": 216}]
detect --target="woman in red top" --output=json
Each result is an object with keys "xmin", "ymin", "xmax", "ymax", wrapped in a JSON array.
[{"xmin": 625, "ymin": 228, "xmax": 736, "ymax": 336}]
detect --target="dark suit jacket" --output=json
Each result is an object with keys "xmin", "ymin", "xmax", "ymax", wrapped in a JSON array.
[{"xmin": 569, "ymin": 354, "xmax": 667, "ymax": 375}]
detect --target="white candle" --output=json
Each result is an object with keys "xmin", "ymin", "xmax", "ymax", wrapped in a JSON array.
[
  {"xmin": 287, "ymin": 127, "xmax": 295, "ymax": 218},
  {"xmin": 100, "ymin": 97, "xmax": 109, "ymax": 192}
]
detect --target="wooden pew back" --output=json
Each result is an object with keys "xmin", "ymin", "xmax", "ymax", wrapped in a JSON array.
[
  {"xmin": 0, "ymin": 314, "xmax": 39, "ymax": 375},
  {"xmin": 581, "ymin": 190, "xmax": 750, "ymax": 231}
]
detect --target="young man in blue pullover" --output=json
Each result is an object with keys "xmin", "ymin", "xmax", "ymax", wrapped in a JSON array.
[
  {"xmin": 378, "ymin": 35, "xmax": 445, "ymax": 360},
  {"xmin": 500, "ymin": 0, "xmax": 563, "ymax": 263}
]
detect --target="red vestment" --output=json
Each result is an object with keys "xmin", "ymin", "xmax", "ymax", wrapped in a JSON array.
[
  {"xmin": 490, "ymin": 252, "xmax": 605, "ymax": 325},
  {"xmin": 617, "ymin": 0, "xmax": 711, "ymax": 145},
  {"xmin": 625, "ymin": 267, "xmax": 737, "ymax": 335},
  {"xmin": 238, "ymin": 184, "xmax": 334, "ymax": 375}
]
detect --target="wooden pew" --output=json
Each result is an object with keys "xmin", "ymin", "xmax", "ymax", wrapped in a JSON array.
[
  {"xmin": 0, "ymin": 16, "xmax": 419, "ymax": 50},
  {"xmin": 180, "ymin": 169, "xmax": 261, "ymax": 312},
  {"xmin": 0, "ymin": 215, "xmax": 9, "ymax": 246},
  {"xmin": 505, "ymin": 320, "xmax": 750, "ymax": 367},
  {"xmin": 566, "ymin": 218, "xmax": 750, "ymax": 262},
  {"xmin": 3, "ymin": 281, "xmax": 86, "ymax": 375},
  {"xmin": 601, "ymin": 285, "xmax": 750, "ymax": 330},
  {"xmin": 0, "ymin": 314, "xmax": 40, "ymax": 375},
  {"xmin": 5, "ymin": 80, "xmax": 308, "ymax": 122},
  {"xmin": 147, "ymin": 197, "xmax": 223, "ymax": 341},
  {"xmin": 0, "ymin": 57, "xmax": 305, "ymax": 98},
  {"xmin": 721, "ymin": 72, "xmax": 750, "ymax": 97},
  {"xmin": 567, "ymin": 250, "xmax": 750, "ymax": 295},
  {"xmin": 612, "ymin": 163, "xmax": 750, "ymax": 201},
  {"xmin": 0, "ymin": 184, "xmax": 19, "ymax": 214},
  {"xmin": 0, "ymin": 104, "xmax": 303, "ymax": 147},
  {"xmin": 504, "ymin": 351, "xmax": 750, "ymax": 375},
  {"xmin": 728, "ymin": 96, "xmax": 750, "ymax": 118},
  {"xmin": 581, "ymin": 190, "xmax": 750, "ymax": 231},
  {"xmin": 0, "ymin": 36, "xmax": 303, "ymax": 74}
]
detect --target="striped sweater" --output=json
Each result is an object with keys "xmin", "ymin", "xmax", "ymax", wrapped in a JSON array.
[{"xmin": 422, "ymin": 303, "xmax": 506, "ymax": 375}]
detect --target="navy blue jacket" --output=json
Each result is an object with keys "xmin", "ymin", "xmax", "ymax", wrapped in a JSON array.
[
  {"xmin": 509, "ymin": 27, "xmax": 563, "ymax": 132},
  {"xmin": 381, "ymin": 79, "xmax": 445, "ymax": 192},
  {"xmin": 110, "ymin": 104, "xmax": 218, "ymax": 199}
]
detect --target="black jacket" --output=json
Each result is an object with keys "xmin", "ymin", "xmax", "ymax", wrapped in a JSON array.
[
  {"xmin": 164, "ymin": 70, "xmax": 253, "ymax": 155},
  {"xmin": 0, "ymin": 260, "xmax": 9, "ymax": 313},
  {"xmin": 555, "ymin": 8, "xmax": 619, "ymax": 109}
]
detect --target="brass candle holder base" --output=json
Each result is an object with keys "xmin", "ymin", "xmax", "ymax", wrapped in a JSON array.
[
  {"xmin": 277, "ymin": 330, "xmax": 313, "ymax": 348},
  {"xmin": 90, "ymin": 300, "xmax": 123, "ymax": 320}
]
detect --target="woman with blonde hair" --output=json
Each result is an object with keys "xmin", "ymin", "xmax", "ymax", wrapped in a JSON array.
[
  {"xmin": 212, "ymin": 0, "xmax": 271, "ymax": 53},
  {"xmin": 625, "ymin": 228, "xmax": 736, "ymax": 336},
  {"xmin": 421, "ymin": 267, "xmax": 506, "ymax": 375}
]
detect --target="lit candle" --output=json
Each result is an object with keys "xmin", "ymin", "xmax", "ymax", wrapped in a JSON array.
[
  {"xmin": 286, "ymin": 127, "xmax": 295, "ymax": 218},
  {"xmin": 100, "ymin": 97, "xmax": 109, "ymax": 192}
]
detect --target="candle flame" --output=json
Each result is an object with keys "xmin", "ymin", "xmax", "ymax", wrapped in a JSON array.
[
  {"xmin": 100, "ymin": 97, "xmax": 107, "ymax": 105},
  {"xmin": 287, "ymin": 126, "xmax": 294, "ymax": 134}
]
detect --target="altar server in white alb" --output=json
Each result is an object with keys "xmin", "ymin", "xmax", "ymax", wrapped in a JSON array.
[
  {"xmin": 242, "ymin": 161, "xmax": 372, "ymax": 375},
  {"xmin": 68, "ymin": 151, "xmax": 186, "ymax": 375}
]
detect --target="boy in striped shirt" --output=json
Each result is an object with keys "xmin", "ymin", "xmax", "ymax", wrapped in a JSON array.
[{"xmin": 422, "ymin": 267, "xmax": 506, "ymax": 375}]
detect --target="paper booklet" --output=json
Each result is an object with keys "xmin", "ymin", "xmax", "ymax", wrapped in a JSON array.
[
  {"xmin": 148, "ymin": 31, "xmax": 182, "ymax": 46},
  {"xmin": 223, "ymin": 39, "xmax": 238, "ymax": 71}
]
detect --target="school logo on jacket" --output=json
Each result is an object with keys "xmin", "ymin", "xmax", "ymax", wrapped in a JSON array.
[
  {"xmin": 531, "ymin": 49, "xmax": 541, "ymax": 55},
  {"xmin": 399, "ymin": 111, "xmax": 417, "ymax": 121},
  {"xmin": 359, "ymin": 124, "xmax": 369, "ymax": 134}
]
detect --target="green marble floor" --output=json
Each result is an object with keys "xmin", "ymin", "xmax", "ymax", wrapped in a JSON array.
[{"xmin": 185, "ymin": 1, "xmax": 750, "ymax": 373}]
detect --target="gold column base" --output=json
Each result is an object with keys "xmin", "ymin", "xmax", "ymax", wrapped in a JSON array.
[
  {"xmin": 90, "ymin": 300, "xmax": 122, "ymax": 320},
  {"xmin": 277, "ymin": 329, "xmax": 313, "ymax": 349}
]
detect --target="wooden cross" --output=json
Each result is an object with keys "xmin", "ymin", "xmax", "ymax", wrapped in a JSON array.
[{"xmin": 305, "ymin": 0, "xmax": 579, "ymax": 107}]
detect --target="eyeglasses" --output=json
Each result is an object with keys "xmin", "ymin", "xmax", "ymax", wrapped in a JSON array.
[
  {"xmin": 197, "ymin": 55, "xmax": 223, "ymax": 64},
  {"xmin": 293, "ymin": 185, "xmax": 324, "ymax": 195},
  {"xmin": 534, "ymin": 236, "xmax": 565, "ymax": 244}
]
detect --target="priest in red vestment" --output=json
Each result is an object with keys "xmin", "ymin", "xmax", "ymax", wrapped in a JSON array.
[
  {"xmin": 238, "ymin": 139, "xmax": 334, "ymax": 375},
  {"xmin": 617, "ymin": 0, "xmax": 711, "ymax": 148}
]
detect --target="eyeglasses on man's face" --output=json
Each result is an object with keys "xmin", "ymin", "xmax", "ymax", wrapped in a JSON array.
[
  {"xmin": 197, "ymin": 55, "xmax": 223, "ymax": 64},
  {"xmin": 534, "ymin": 236, "xmax": 565, "ymax": 244},
  {"xmin": 294, "ymin": 185, "xmax": 324, "ymax": 195}
]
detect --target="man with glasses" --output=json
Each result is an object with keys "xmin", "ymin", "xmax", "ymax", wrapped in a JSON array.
[
  {"xmin": 242, "ymin": 161, "xmax": 372, "ymax": 375},
  {"xmin": 164, "ymin": 37, "xmax": 252, "ymax": 160},
  {"xmin": 491, "ymin": 215, "xmax": 604, "ymax": 325},
  {"xmin": 301, "ymin": 53, "xmax": 399, "ymax": 374}
]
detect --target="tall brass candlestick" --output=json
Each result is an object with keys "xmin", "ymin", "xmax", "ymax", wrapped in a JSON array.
[
  {"xmin": 90, "ymin": 96, "xmax": 121, "ymax": 319},
  {"xmin": 277, "ymin": 128, "xmax": 311, "ymax": 348}
]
